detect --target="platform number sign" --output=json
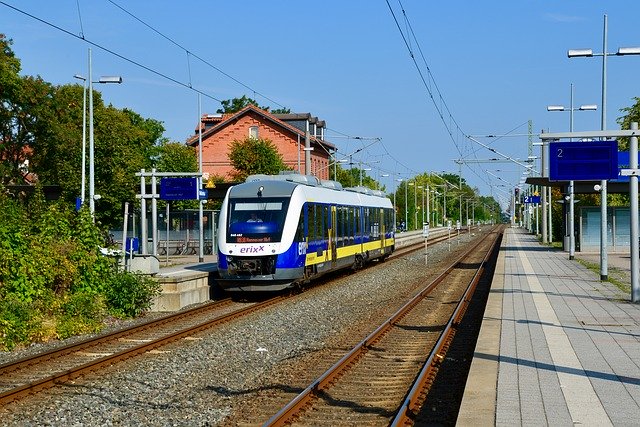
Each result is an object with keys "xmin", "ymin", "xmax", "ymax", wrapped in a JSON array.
[{"xmin": 549, "ymin": 140, "xmax": 619, "ymax": 181}]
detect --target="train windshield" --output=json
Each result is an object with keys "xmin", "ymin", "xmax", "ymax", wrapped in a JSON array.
[{"xmin": 226, "ymin": 198, "xmax": 289, "ymax": 243}]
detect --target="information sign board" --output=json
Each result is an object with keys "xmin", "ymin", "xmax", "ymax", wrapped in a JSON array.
[
  {"xmin": 524, "ymin": 196, "xmax": 540, "ymax": 204},
  {"xmin": 549, "ymin": 140, "xmax": 619, "ymax": 181},
  {"xmin": 160, "ymin": 177, "xmax": 198, "ymax": 200}
]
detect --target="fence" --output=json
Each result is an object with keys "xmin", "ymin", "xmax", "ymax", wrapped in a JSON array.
[{"xmin": 110, "ymin": 209, "xmax": 219, "ymax": 256}]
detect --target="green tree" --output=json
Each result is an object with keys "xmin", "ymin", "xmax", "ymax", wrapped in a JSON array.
[
  {"xmin": 0, "ymin": 34, "xmax": 56, "ymax": 185},
  {"xmin": 217, "ymin": 95, "xmax": 264, "ymax": 114},
  {"xmin": 216, "ymin": 95, "xmax": 290, "ymax": 114},
  {"xmin": 618, "ymin": 96, "xmax": 640, "ymax": 150},
  {"xmin": 228, "ymin": 137, "xmax": 290, "ymax": 181},
  {"xmin": 154, "ymin": 140, "xmax": 197, "ymax": 173}
]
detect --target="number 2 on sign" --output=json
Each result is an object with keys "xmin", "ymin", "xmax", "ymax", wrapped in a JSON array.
[{"xmin": 557, "ymin": 148, "xmax": 563, "ymax": 158}]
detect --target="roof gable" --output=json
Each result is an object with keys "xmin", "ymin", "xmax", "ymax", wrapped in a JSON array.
[{"xmin": 187, "ymin": 105, "xmax": 335, "ymax": 151}]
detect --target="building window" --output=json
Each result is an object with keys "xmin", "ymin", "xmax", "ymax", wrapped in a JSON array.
[{"xmin": 249, "ymin": 126, "xmax": 259, "ymax": 138}]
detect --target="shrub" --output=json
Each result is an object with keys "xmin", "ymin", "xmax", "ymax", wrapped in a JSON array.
[
  {"xmin": 104, "ymin": 271, "xmax": 161, "ymax": 318},
  {"xmin": 0, "ymin": 296, "xmax": 42, "ymax": 351},
  {"xmin": 56, "ymin": 292, "xmax": 107, "ymax": 339}
]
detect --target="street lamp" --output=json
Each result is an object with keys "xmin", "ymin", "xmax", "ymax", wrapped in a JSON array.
[
  {"xmin": 360, "ymin": 167, "xmax": 372, "ymax": 187},
  {"xmin": 87, "ymin": 48, "xmax": 122, "ymax": 217},
  {"xmin": 73, "ymin": 74, "xmax": 87, "ymax": 205},
  {"xmin": 394, "ymin": 177, "xmax": 403, "ymax": 231},
  {"xmin": 547, "ymin": 84, "xmax": 597, "ymax": 259},
  {"xmin": 568, "ymin": 14, "xmax": 640, "ymax": 280}
]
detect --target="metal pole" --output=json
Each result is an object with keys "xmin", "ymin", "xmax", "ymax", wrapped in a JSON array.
[
  {"xmin": 198, "ymin": 94, "xmax": 204, "ymax": 262},
  {"xmin": 548, "ymin": 186, "xmax": 553, "ymax": 242},
  {"xmin": 140, "ymin": 169, "xmax": 147, "ymax": 255},
  {"xmin": 426, "ymin": 184, "xmax": 430, "ymax": 226},
  {"xmin": 600, "ymin": 14, "xmax": 608, "ymax": 280},
  {"xmin": 80, "ymin": 77, "xmax": 87, "ymax": 205},
  {"xmin": 413, "ymin": 178, "xmax": 418, "ymax": 230},
  {"xmin": 305, "ymin": 119, "xmax": 311, "ymax": 175},
  {"xmin": 151, "ymin": 169, "xmax": 158, "ymax": 257},
  {"xmin": 630, "ymin": 122, "xmax": 639, "ymax": 302},
  {"xmin": 569, "ymin": 84, "xmax": 576, "ymax": 260},
  {"xmin": 404, "ymin": 181, "xmax": 408, "ymax": 230},
  {"xmin": 541, "ymin": 140, "xmax": 547, "ymax": 243},
  {"xmin": 88, "ymin": 48, "xmax": 95, "ymax": 217},
  {"xmin": 122, "ymin": 202, "xmax": 129, "ymax": 270}
]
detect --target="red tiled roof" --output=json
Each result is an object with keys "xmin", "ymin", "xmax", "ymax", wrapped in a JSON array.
[{"xmin": 186, "ymin": 105, "xmax": 335, "ymax": 151}]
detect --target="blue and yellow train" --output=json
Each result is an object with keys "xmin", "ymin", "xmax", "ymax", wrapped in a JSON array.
[{"xmin": 217, "ymin": 173, "xmax": 395, "ymax": 292}]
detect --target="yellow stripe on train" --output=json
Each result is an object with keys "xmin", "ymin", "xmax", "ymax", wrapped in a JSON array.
[{"xmin": 304, "ymin": 239, "xmax": 395, "ymax": 266}]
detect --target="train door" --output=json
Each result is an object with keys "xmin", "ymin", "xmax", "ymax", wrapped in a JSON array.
[{"xmin": 330, "ymin": 205, "xmax": 337, "ymax": 267}]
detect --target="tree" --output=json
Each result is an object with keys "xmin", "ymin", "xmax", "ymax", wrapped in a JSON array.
[
  {"xmin": 153, "ymin": 140, "xmax": 197, "ymax": 173},
  {"xmin": 617, "ymin": 97, "xmax": 640, "ymax": 150},
  {"xmin": 217, "ymin": 95, "xmax": 264, "ymax": 114},
  {"xmin": 216, "ymin": 95, "xmax": 290, "ymax": 114},
  {"xmin": 227, "ymin": 137, "xmax": 290, "ymax": 181},
  {"xmin": 0, "ymin": 34, "xmax": 56, "ymax": 185}
]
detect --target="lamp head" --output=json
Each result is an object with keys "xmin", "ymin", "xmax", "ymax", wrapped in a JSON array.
[{"xmin": 567, "ymin": 49, "xmax": 593, "ymax": 57}]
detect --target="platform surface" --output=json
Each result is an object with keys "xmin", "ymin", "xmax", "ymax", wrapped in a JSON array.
[{"xmin": 458, "ymin": 227, "xmax": 640, "ymax": 426}]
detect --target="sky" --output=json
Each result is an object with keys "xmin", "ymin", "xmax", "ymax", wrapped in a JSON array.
[{"xmin": 2, "ymin": 1, "xmax": 640, "ymax": 210}]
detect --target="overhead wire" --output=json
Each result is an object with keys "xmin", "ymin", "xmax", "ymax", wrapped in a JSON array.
[
  {"xmin": 386, "ymin": 0, "xmax": 522, "ymax": 207},
  {"xmin": 0, "ymin": 1, "xmax": 224, "ymax": 104}
]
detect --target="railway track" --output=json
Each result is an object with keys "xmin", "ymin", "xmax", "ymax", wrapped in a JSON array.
[
  {"xmin": 264, "ymin": 226, "xmax": 503, "ymax": 426},
  {"xmin": 0, "ymin": 226, "xmax": 477, "ymax": 406},
  {"xmin": 0, "ymin": 296, "xmax": 284, "ymax": 405}
]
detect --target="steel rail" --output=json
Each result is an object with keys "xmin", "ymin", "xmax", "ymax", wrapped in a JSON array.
[
  {"xmin": 264, "ymin": 226, "xmax": 498, "ymax": 426},
  {"xmin": 0, "ymin": 296, "xmax": 285, "ymax": 404},
  {"xmin": 390, "ymin": 227, "xmax": 502, "ymax": 426}
]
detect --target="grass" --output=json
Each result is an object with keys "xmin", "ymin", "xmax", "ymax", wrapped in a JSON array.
[{"xmin": 574, "ymin": 258, "xmax": 631, "ymax": 295}]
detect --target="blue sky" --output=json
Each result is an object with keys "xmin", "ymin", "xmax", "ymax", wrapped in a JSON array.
[{"xmin": 1, "ymin": 1, "xmax": 639, "ymax": 208}]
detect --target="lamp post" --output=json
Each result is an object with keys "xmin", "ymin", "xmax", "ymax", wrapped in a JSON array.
[
  {"xmin": 547, "ymin": 84, "xmax": 597, "ymax": 259},
  {"xmin": 568, "ymin": 14, "xmax": 640, "ymax": 279},
  {"xmin": 73, "ymin": 74, "xmax": 87, "ymax": 205},
  {"xmin": 418, "ymin": 185, "xmax": 424, "ymax": 224},
  {"xmin": 394, "ymin": 177, "xmax": 403, "ymax": 231},
  {"xmin": 360, "ymin": 167, "xmax": 371, "ymax": 187},
  {"xmin": 87, "ymin": 48, "xmax": 122, "ymax": 217}
]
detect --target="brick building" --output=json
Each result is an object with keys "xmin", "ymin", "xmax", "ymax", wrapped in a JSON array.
[{"xmin": 186, "ymin": 105, "xmax": 335, "ymax": 181}]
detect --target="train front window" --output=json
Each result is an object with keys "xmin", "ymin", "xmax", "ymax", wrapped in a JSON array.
[{"xmin": 227, "ymin": 198, "xmax": 289, "ymax": 243}]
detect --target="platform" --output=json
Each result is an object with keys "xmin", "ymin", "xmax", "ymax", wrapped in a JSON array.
[
  {"xmin": 150, "ymin": 255, "xmax": 218, "ymax": 312},
  {"xmin": 458, "ymin": 227, "xmax": 640, "ymax": 426}
]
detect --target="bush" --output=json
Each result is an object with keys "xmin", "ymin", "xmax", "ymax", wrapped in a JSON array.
[
  {"xmin": 0, "ymin": 296, "xmax": 42, "ymax": 351},
  {"xmin": 56, "ymin": 292, "xmax": 107, "ymax": 339},
  {"xmin": 0, "ymin": 190, "xmax": 163, "ymax": 350},
  {"xmin": 104, "ymin": 271, "xmax": 161, "ymax": 318}
]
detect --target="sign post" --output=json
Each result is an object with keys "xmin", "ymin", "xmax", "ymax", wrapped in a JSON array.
[
  {"xmin": 422, "ymin": 222, "xmax": 429, "ymax": 266},
  {"xmin": 541, "ymin": 128, "xmax": 639, "ymax": 301}
]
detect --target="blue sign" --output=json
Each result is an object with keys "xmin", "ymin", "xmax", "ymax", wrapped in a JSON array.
[
  {"xmin": 524, "ymin": 196, "xmax": 540, "ymax": 204},
  {"xmin": 549, "ymin": 140, "xmax": 619, "ymax": 181},
  {"xmin": 160, "ymin": 177, "xmax": 198, "ymax": 200},
  {"xmin": 612, "ymin": 151, "xmax": 640, "ymax": 183},
  {"xmin": 198, "ymin": 189, "xmax": 208, "ymax": 200}
]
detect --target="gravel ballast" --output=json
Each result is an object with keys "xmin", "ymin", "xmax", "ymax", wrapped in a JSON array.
[{"xmin": 0, "ymin": 231, "xmax": 487, "ymax": 426}]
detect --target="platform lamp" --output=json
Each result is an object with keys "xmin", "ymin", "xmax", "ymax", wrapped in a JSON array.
[
  {"xmin": 87, "ymin": 48, "xmax": 122, "ymax": 218},
  {"xmin": 547, "ymin": 84, "xmax": 597, "ymax": 259},
  {"xmin": 568, "ymin": 14, "xmax": 640, "ymax": 280}
]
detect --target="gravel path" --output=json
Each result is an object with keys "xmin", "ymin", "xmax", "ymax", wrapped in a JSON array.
[{"xmin": 0, "ymin": 231, "xmax": 487, "ymax": 426}]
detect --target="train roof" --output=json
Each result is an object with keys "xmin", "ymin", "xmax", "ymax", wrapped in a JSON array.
[{"xmin": 228, "ymin": 173, "xmax": 390, "ymax": 203}]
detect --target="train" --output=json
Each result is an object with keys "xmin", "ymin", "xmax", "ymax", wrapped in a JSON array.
[{"xmin": 216, "ymin": 172, "xmax": 395, "ymax": 292}]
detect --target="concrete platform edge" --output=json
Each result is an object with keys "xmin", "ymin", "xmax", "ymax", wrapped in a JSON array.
[{"xmin": 456, "ymin": 226, "xmax": 506, "ymax": 425}]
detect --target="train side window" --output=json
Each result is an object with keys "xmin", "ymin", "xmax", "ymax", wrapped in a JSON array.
[
  {"xmin": 323, "ymin": 205, "xmax": 329, "ymax": 240},
  {"xmin": 316, "ymin": 204, "xmax": 324, "ymax": 241},
  {"xmin": 308, "ymin": 204, "xmax": 316, "ymax": 241},
  {"xmin": 296, "ymin": 208, "xmax": 304, "ymax": 241},
  {"xmin": 338, "ymin": 206, "xmax": 345, "ymax": 247}
]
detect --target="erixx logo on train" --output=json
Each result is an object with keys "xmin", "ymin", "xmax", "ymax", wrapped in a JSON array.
[{"xmin": 239, "ymin": 246, "xmax": 265, "ymax": 254}]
